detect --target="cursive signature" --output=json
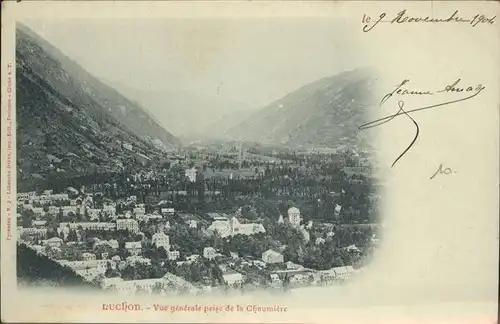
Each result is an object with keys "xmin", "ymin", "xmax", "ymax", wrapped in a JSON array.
[{"xmin": 359, "ymin": 79, "xmax": 485, "ymax": 167}]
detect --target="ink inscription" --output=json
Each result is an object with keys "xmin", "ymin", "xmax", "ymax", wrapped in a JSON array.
[{"xmin": 359, "ymin": 79, "xmax": 485, "ymax": 167}]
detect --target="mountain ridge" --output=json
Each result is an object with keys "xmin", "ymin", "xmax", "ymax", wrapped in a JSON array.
[
  {"xmin": 16, "ymin": 24, "xmax": 179, "ymax": 190},
  {"xmin": 16, "ymin": 23, "xmax": 180, "ymax": 147},
  {"xmin": 224, "ymin": 68, "xmax": 378, "ymax": 149}
]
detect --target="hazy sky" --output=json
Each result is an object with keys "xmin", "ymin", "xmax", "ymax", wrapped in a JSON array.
[{"xmin": 23, "ymin": 18, "xmax": 365, "ymax": 107}]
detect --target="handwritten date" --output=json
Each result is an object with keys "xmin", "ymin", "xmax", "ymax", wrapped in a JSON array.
[{"xmin": 362, "ymin": 10, "xmax": 496, "ymax": 32}]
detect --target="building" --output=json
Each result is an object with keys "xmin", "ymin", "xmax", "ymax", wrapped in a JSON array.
[
  {"xmin": 137, "ymin": 213, "xmax": 163, "ymax": 223},
  {"xmin": 203, "ymin": 247, "xmax": 216, "ymax": 260},
  {"xmin": 32, "ymin": 207, "xmax": 45, "ymax": 217},
  {"xmin": 116, "ymin": 219, "xmax": 139, "ymax": 233},
  {"xmin": 59, "ymin": 222, "xmax": 116, "ymax": 231},
  {"xmin": 87, "ymin": 208, "xmax": 102, "ymax": 220},
  {"xmin": 270, "ymin": 273, "xmax": 282, "ymax": 286},
  {"xmin": 81, "ymin": 252, "xmax": 96, "ymax": 261},
  {"xmin": 185, "ymin": 167, "xmax": 197, "ymax": 182},
  {"xmin": 345, "ymin": 244, "xmax": 360, "ymax": 253},
  {"xmin": 66, "ymin": 187, "xmax": 79, "ymax": 196},
  {"xmin": 17, "ymin": 192, "xmax": 36, "ymax": 202},
  {"xmin": 207, "ymin": 213, "xmax": 228, "ymax": 221},
  {"xmin": 75, "ymin": 268, "xmax": 105, "ymax": 282},
  {"xmin": 207, "ymin": 217, "xmax": 265, "ymax": 238},
  {"xmin": 101, "ymin": 273, "xmax": 195, "ymax": 295},
  {"xmin": 18, "ymin": 227, "xmax": 47, "ymax": 239},
  {"xmin": 278, "ymin": 214, "xmax": 284, "ymax": 224},
  {"xmin": 186, "ymin": 254, "xmax": 200, "ymax": 262},
  {"xmin": 95, "ymin": 239, "xmax": 119, "ymax": 249},
  {"xmin": 126, "ymin": 256, "xmax": 151, "ymax": 266},
  {"xmin": 42, "ymin": 237, "xmax": 63, "ymax": 248},
  {"xmin": 334, "ymin": 204, "xmax": 342, "ymax": 217},
  {"xmin": 262, "ymin": 249, "xmax": 284, "ymax": 264},
  {"xmin": 59, "ymin": 205, "xmax": 82, "ymax": 216},
  {"xmin": 289, "ymin": 272, "xmax": 314, "ymax": 285},
  {"xmin": 288, "ymin": 207, "xmax": 301, "ymax": 227},
  {"xmin": 318, "ymin": 266, "xmax": 355, "ymax": 281},
  {"xmin": 161, "ymin": 208, "xmax": 175, "ymax": 216},
  {"xmin": 152, "ymin": 232, "xmax": 170, "ymax": 249},
  {"xmin": 103, "ymin": 203, "xmax": 116, "ymax": 217},
  {"xmin": 166, "ymin": 250, "xmax": 180, "ymax": 261},
  {"xmin": 285, "ymin": 261, "xmax": 303, "ymax": 270},
  {"xmin": 58, "ymin": 259, "xmax": 108, "ymax": 271},
  {"xmin": 206, "ymin": 220, "xmax": 231, "ymax": 237},
  {"xmin": 162, "ymin": 272, "xmax": 195, "ymax": 291},
  {"xmin": 30, "ymin": 196, "xmax": 49, "ymax": 206},
  {"xmin": 123, "ymin": 143, "xmax": 133, "ymax": 151},
  {"xmin": 125, "ymin": 242, "xmax": 142, "ymax": 255},
  {"xmin": 32, "ymin": 220, "xmax": 47, "ymax": 228},
  {"xmin": 315, "ymin": 237, "xmax": 326, "ymax": 245},
  {"xmin": 188, "ymin": 220, "xmax": 198, "ymax": 229},
  {"xmin": 108, "ymin": 239, "xmax": 119, "ymax": 249},
  {"xmin": 50, "ymin": 193, "xmax": 70, "ymax": 201},
  {"xmin": 133, "ymin": 207, "xmax": 145, "ymax": 217},
  {"xmin": 229, "ymin": 217, "xmax": 266, "ymax": 236},
  {"xmin": 101, "ymin": 277, "xmax": 126, "ymax": 290},
  {"xmin": 222, "ymin": 271, "xmax": 244, "ymax": 286}
]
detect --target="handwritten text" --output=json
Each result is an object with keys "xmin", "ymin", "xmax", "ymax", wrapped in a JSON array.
[{"xmin": 362, "ymin": 10, "xmax": 496, "ymax": 32}]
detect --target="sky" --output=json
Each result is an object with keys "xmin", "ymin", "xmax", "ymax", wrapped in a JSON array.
[{"xmin": 23, "ymin": 18, "xmax": 366, "ymax": 108}]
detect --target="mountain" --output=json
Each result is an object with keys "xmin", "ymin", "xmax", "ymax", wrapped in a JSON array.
[
  {"xmin": 197, "ymin": 109, "xmax": 256, "ymax": 141},
  {"xmin": 105, "ymin": 80, "xmax": 255, "ymax": 139},
  {"xmin": 225, "ymin": 68, "xmax": 378, "ymax": 149},
  {"xmin": 16, "ymin": 24, "xmax": 180, "ymax": 189}
]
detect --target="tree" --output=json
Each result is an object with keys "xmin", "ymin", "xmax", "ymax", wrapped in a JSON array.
[
  {"xmin": 21, "ymin": 209, "xmax": 35, "ymax": 228},
  {"xmin": 19, "ymin": 232, "xmax": 32, "ymax": 242},
  {"xmin": 152, "ymin": 282, "xmax": 164, "ymax": 294},
  {"xmin": 46, "ymin": 228, "xmax": 58, "ymax": 239},
  {"xmin": 135, "ymin": 285, "xmax": 148, "ymax": 295},
  {"xmin": 94, "ymin": 243, "xmax": 115, "ymax": 259},
  {"xmin": 91, "ymin": 274, "xmax": 106, "ymax": 287},
  {"xmin": 67, "ymin": 229, "xmax": 78, "ymax": 242}
]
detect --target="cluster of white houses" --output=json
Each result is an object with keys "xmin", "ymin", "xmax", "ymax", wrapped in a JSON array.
[
  {"xmin": 100, "ymin": 272, "xmax": 196, "ymax": 295},
  {"xmin": 17, "ymin": 189, "xmax": 359, "ymax": 293}
]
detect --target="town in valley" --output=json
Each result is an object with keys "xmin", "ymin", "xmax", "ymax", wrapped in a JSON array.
[
  {"xmin": 15, "ymin": 22, "xmax": 381, "ymax": 297},
  {"xmin": 17, "ymin": 143, "xmax": 381, "ymax": 296}
]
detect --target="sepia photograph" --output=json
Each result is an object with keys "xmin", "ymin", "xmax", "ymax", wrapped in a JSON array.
[
  {"xmin": 15, "ymin": 18, "xmax": 381, "ymax": 297},
  {"xmin": 2, "ymin": 2, "xmax": 498, "ymax": 323}
]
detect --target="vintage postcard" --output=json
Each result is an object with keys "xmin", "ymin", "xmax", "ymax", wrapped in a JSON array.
[{"xmin": 1, "ymin": 1, "xmax": 498, "ymax": 323}]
